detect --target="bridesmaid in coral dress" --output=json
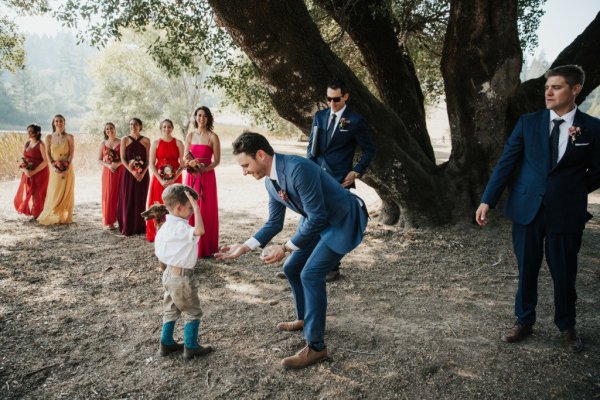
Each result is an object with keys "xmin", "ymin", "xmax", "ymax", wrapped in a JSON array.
[
  {"xmin": 146, "ymin": 119, "xmax": 184, "ymax": 241},
  {"xmin": 97, "ymin": 122, "xmax": 124, "ymax": 229},
  {"xmin": 14, "ymin": 124, "xmax": 49, "ymax": 219},
  {"xmin": 184, "ymin": 106, "xmax": 220, "ymax": 257},
  {"xmin": 116, "ymin": 118, "xmax": 150, "ymax": 236},
  {"xmin": 38, "ymin": 115, "xmax": 76, "ymax": 225}
]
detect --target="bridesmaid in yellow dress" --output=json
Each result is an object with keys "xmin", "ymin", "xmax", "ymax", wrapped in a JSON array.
[{"xmin": 38, "ymin": 114, "xmax": 76, "ymax": 225}]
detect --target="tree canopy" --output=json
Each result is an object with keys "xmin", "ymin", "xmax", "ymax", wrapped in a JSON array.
[{"xmin": 54, "ymin": 0, "xmax": 600, "ymax": 226}]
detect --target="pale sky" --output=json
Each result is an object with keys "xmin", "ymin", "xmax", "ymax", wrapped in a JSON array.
[{"xmin": 13, "ymin": 0, "xmax": 600, "ymax": 62}]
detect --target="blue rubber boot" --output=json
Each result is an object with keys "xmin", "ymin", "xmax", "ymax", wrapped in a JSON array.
[
  {"xmin": 183, "ymin": 320, "xmax": 213, "ymax": 359},
  {"xmin": 159, "ymin": 320, "xmax": 183, "ymax": 356}
]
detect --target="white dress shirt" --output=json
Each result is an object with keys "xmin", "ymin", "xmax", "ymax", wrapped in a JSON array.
[
  {"xmin": 244, "ymin": 154, "xmax": 299, "ymax": 252},
  {"xmin": 155, "ymin": 214, "xmax": 200, "ymax": 269},
  {"xmin": 549, "ymin": 106, "xmax": 577, "ymax": 163}
]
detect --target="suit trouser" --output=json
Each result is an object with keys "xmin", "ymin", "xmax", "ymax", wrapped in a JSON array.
[
  {"xmin": 283, "ymin": 236, "xmax": 344, "ymax": 343},
  {"xmin": 512, "ymin": 206, "xmax": 582, "ymax": 331}
]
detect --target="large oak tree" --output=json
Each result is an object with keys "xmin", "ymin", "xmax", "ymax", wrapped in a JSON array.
[{"xmin": 58, "ymin": 0, "xmax": 600, "ymax": 226}]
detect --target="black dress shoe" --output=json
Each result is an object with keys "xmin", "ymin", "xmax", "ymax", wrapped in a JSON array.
[
  {"xmin": 275, "ymin": 271, "xmax": 286, "ymax": 279},
  {"xmin": 562, "ymin": 327, "xmax": 583, "ymax": 353},
  {"xmin": 325, "ymin": 270, "xmax": 340, "ymax": 282},
  {"xmin": 501, "ymin": 323, "xmax": 533, "ymax": 343}
]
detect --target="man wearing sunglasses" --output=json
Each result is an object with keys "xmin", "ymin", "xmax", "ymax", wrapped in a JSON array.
[{"xmin": 305, "ymin": 79, "xmax": 374, "ymax": 282}]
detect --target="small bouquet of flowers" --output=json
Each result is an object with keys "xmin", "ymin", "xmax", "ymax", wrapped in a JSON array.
[
  {"xmin": 158, "ymin": 164, "xmax": 175, "ymax": 181},
  {"xmin": 103, "ymin": 148, "xmax": 119, "ymax": 163},
  {"xmin": 185, "ymin": 152, "xmax": 204, "ymax": 174},
  {"xmin": 129, "ymin": 156, "xmax": 145, "ymax": 174},
  {"xmin": 18, "ymin": 157, "xmax": 33, "ymax": 171},
  {"xmin": 53, "ymin": 160, "xmax": 70, "ymax": 173}
]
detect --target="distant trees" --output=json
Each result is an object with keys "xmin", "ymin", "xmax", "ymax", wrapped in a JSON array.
[{"xmin": 82, "ymin": 30, "xmax": 215, "ymax": 137}]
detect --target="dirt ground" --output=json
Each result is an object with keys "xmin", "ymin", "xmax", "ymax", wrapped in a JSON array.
[{"xmin": 0, "ymin": 141, "xmax": 599, "ymax": 399}]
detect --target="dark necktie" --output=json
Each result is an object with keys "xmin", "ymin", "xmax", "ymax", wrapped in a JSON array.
[
  {"xmin": 270, "ymin": 179, "xmax": 281, "ymax": 192},
  {"xmin": 550, "ymin": 118, "xmax": 564, "ymax": 168},
  {"xmin": 326, "ymin": 114, "xmax": 337, "ymax": 147}
]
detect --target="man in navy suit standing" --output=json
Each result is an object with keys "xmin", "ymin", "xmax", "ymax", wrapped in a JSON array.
[
  {"xmin": 303, "ymin": 79, "xmax": 374, "ymax": 282},
  {"xmin": 476, "ymin": 65, "xmax": 600, "ymax": 352},
  {"xmin": 217, "ymin": 132, "xmax": 368, "ymax": 368}
]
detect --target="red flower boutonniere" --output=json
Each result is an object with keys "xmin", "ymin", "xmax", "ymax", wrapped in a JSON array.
[
  {"xmin": 278, "ymin": 190, "xmax": 289, "ymax": 202},
  {"xmin": 568, "ymin": 125, "xmax": 582, "ymax": 144},
  {"xmin": 339, "ymin": 118, "xmax": 351, "ymax": 129}
]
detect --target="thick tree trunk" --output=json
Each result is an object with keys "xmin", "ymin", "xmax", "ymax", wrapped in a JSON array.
[{"xmin": 208, "ymin": 0, "xmax": 600, "ymax": 226}]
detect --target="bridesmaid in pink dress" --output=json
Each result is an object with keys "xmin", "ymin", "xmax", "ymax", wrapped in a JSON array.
[
  {"xmin": 184, "ymin": 106, "xmax": 220, "ymax": 257},
  {"xmin": 14, "ymin": 124, "xmax": 49, "ymax": 219},
  {"xmin": 97, "ymin": 122, "xmax": 124, "ymax": 229}
]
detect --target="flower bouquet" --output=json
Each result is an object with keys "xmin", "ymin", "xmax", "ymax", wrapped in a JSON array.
[
  {"xmin": 568, "ymin": 125, "xmax": 582, "ymax": 144},
  {"xmin": 158, "ymin": 164, "xmax": 175, "ymax": 181},
  {"xmin": 129, "ymin": 156, "xmax": 145, "ymax": 174},
  {"xmin": 53, "ymin": 160, "xmax": 70, "ymax": 173},
  {"xmin": 184, "ymin": 152, "xmax": 204, "ymax": 174},
  {"xmin": 18, "ymin": 157, "xmax": 34, "ymax": 171},
  {"xmin": 103, "ymin": 148, "xmax": 119, "ymax": 163}
]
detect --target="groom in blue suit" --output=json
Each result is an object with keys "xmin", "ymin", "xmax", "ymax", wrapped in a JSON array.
[
  {"xmin": 476, "ymin": 65, "xmax": 600, "ymax": 352},
  {"xmin": 217, "ymin": 132, "xmax": 368, "ymax": 368}
]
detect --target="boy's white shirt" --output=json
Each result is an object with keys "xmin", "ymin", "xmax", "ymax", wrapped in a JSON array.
[{"xmin": 154, "ymin": 214, "xmax": 200, "ymax": 269}]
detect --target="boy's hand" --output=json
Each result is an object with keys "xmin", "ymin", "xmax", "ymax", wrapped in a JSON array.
[{"xmin": 185, "ymin": 191, "xmax": 200, "ymax": 211}]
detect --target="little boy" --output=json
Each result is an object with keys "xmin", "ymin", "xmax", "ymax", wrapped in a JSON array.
[{"xmin": 154, "ymin": 184, "xmax": 212, "ymax": 359}]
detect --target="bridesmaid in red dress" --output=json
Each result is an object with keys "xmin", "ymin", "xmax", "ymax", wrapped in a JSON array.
[
  {"xmin": 97, "ymin": 122, "xmax": 124, "ymax": 229},
  {"xmin": 14, "ymin": 124, "xmax": 50, "ymax": 219},
  {"xmin": 184, "ymin": 106, "xmax": 220, "ymax": 257},
  {"xmin": 116, "ymin": 118, "xmax": 150, "ymax": 236},
  {"xmin": 146, "ymin": 119, "xmax": 184, "ymax": 241}
]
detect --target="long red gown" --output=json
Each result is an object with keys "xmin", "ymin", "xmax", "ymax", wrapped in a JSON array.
[
  {"xmin": 14, "ymin": 141, "xmax": 49, "ymax": 218},
  {"xmin": 146, "ymin": 138, "xmax": 181, "ymax": 242},
  {"xmin": 184, "ymin": 144, "xmax": 219, "ymax": 257},
  {"xmin": 101, "ymin": 143, "xmax": 124, "ymax": 226},
  {"xmin": 116, "ymin": 136, "xmax": 149, "ymax": 236}
]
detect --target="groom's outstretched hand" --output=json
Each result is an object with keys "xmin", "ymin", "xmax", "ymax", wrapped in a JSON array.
[
  {"xmin": 475, "ymin": 203, "xmax": 490, "ymax": 227},
  {"xmin": 215, "ymin": 244, "xmax": 251, "ymax": 260}
]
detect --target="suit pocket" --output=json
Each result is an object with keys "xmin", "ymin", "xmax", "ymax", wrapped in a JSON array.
[{"xmin": 574, "ymin": 143, "xmax": 590, "ymax": 146}]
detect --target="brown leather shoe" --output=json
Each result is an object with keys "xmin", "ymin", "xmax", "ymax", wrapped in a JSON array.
[
  {"xmin": 277, "ymin": 320, "xmax": 304, "ymax": 331},
  {"xmin": 501, "ymin": 323, "xmax": 533, "ymax": 343},
  {"xmin": 160, "ymin": 341, "xmax": 183, "ymax": 356},
  {"xmin": 275, "ymin": 271, "xmax": 286, "ymax": 279},
  {"xmin": 183, "ymin": 345, "xmax": 213, "ymax": 360},
  {"xmin": 562, "ymin": 327, "xmax": 583, "ymax": 353},
  {"xmin": 281, "ymin": 345, "xmax": 328, "ymax": 369}
]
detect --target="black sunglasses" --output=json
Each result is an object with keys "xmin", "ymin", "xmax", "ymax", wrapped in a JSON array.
[{"xmin": 326, "ymin": 96, "xmax": 342, "ymax": 103}]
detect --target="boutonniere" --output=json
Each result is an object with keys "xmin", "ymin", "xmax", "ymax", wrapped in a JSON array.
[
  {"xmin": 278, "ymin": 190, "xmax": 289, "ymax": 201},
  {"xmin": 339, "ymin": 118, "xmax": 351, "ymax": 129},
  {"xmin": 568, "ymin": 125, "xmax": 582, "ymax": 143}
]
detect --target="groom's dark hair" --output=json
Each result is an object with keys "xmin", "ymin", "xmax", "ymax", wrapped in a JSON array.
[
  {"xmin": 232, "ymin": 132, "xmax": 274, "ymax": 158},
  {"xmin": 545, "ymin": 65, "xmax": 585, "ymax": 88},
  {"xmin": 327, "ymin": 79, "xmax": 348, "ymax": 95}
]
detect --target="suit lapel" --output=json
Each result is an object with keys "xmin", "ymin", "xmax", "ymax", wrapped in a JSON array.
[
  {"xmin": 275, "ymin": 154, "xmax": 304, "ymax": 216},
  {"xmin": 327, "ymin": 108, "xmax": 348, "ymax": 149},
  {"xmin": 539, "ymin": 110, "xmax": 551, "ymax": 171}
]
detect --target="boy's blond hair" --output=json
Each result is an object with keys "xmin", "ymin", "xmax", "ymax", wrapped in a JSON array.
[{"xmin": 162, "ymin": 184, "xmax": 198, "ymax": 210}]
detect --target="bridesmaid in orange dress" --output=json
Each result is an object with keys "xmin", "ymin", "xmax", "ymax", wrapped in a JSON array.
[
  {"xmin": 14, "ymin": 124, "xmax": 50, "ymax": 219},
  {"xmin": 145, "ymin": 119, "xmax": 184, "ymax": 242},
  {"xmin": 97, "ymin": 122, "xmax": 124, "ymax": 229},
  {"xmin": 184, "ymin": 106, "xmax": 220, "ymax": 257}
]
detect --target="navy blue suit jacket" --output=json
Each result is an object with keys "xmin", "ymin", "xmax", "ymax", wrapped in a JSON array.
[
  {"xmin": 253, "ymin": 154, "xmax": 368, "ymax": 254},
  {"xmin": 307, "ymin": 107, "xmax": 375, "ymax": 185},
  {"xmin": 481, "ymin": 108, "xmax": 600, "ymax": 232}
]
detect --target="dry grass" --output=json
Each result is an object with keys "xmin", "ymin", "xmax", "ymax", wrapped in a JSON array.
[{"xmin": 1, "ymin": 123, "xmax": 257, "ymax": 182}]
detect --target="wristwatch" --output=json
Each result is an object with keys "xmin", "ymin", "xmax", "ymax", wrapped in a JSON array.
[{"xmin": 281, "ymin": 244, "xmax": 292, "ymax": 254}]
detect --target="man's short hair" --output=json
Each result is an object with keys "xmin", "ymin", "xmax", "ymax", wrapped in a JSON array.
[
  {"xmin": 327, "ymin": 79, "xmax": 348, "ymax": 95},
  {"xmin": 232, "ymin": 131, "xmax": 274, "ymax": 158},
  {"xmin": 162, "ymin": 184, "xmax": 198, "ymax": 209},
  {"xmin": 545, "ymin": 65, "xmax": 585, "ymax": 88}
]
